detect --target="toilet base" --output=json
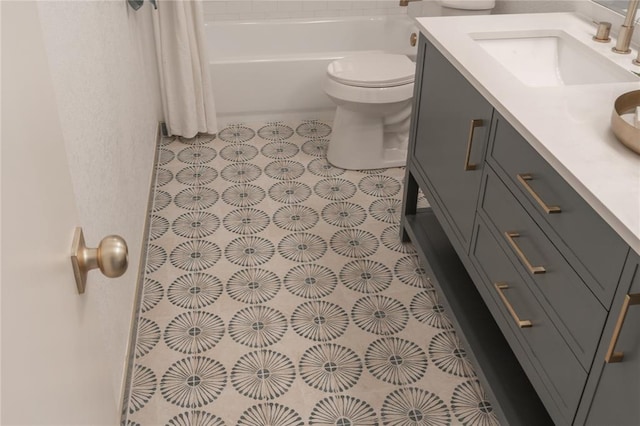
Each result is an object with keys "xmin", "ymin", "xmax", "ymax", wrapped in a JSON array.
[{"xmin": 326, "ymin": 104, "xmax": 410, "ymax": 170}]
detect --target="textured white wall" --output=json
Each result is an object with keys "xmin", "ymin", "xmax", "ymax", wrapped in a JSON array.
[
  {"xmin": 37, "ymin": 0, "xmax": 162, "ymax": 404},
  {"xmin": 202, "ymin": 0, "xmax": 408, "ymax": 21}
]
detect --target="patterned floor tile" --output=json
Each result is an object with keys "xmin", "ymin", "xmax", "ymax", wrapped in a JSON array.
[{"xmin": 125, "ymin": 118, "xmax": 499, "ymax": 426}]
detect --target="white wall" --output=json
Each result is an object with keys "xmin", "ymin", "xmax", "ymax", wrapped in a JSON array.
[
  {"xmin": 37, "ymin": 0, "xmax": 162, "ymax": 405},
  {"xmin": 202, "ymin": 0, "xmax": 408, "ymax": 21}
]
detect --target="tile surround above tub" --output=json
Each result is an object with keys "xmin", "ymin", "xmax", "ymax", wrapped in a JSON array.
[{"xmin": 202, "ymin": 1, "xmax": 407, "ymax": 22}]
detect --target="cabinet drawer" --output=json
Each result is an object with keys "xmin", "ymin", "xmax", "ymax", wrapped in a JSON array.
[
  {"xmin": 479, "ymin": 168, "xmax": 606, "ymax": 368},
  {"xmin": 488, "ymin": 114, "xmax": 628, "ymax": 306},
  {"xmin": 472, "ymin": 216, "xmax": 587, "ymax": 424}
]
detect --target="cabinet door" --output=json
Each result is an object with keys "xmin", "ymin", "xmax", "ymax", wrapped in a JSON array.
[
  {"xmin": 585, "ymin": 252, "xmax": 640, "ymax": 425},
  {"xmin": 413, "ymin": 41, "xmax": 493, "ymax": 250}
]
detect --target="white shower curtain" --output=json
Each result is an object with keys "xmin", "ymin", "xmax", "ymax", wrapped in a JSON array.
[{"xmin": 152, "ymin": 0, "xmax": 217, "ymax": 138}]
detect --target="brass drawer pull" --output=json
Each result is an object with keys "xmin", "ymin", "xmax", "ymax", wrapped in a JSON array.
[
  {"xmin": 504, "ymin": 232, "xmax": 546, "ymax": 274},
  {"xmin": 463, "ymin": 119, "xmax": 483, "ymax": 171},
  {"xmin": 494, "ymin": 283, "xmax": 532, "ymax": 328},
  {"xmin": 516, "ymin": 174, "xmax": 561, "ymax": 214},
  {"xmin": 605, "ymin": 293, "xmax": 640, "ymax": 363}
]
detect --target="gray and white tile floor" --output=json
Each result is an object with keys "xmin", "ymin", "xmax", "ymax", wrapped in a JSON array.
[{"xmin": 125, "ymin": 119, "xmax": 499, "ymax": 426}]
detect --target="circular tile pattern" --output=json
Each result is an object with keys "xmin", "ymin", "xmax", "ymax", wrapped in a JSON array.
[
  {"xmin": 155, "ymin": 168, "xmax": 173, "ymax": 187},
  {"xmin": 160, "ymin": 356, "xmax": 227, "ymax": 408},
  {"xmin": 219, "ymin": 143, "xmax": 259, "ymax": 162},
  {"xmin": 314, "ymin": 178, "xmax": 357, "ymax": 201},
  {"xmin": 358, "ymin": 175, "xmax": 401, "ymax": 197},
  {"xmin": 451, "ymin": 380, "xmax": 498, "ymax": 426},
  {"xmin": 129, "ymin": 364, "xmax": 157, "ymax": 414},
  {"xmin": 223, "ymin": 208, "xmax": 270, "ymax": 235},
  {"xmin": 284, "ymin": 264, "xmax": 337, "ymax": 299},
  {"xmin": 222, "ymin": 183, "xmax": 265, "ymax": 207},
  {"xmin": 351, "ymin": 295, "xmax": 409, "ymax": 335},
  {"xmin": 330, "ymin": 229, "xmax": 379, "ymax": 258},
  {"xmin": 167, "ymin": 273, "xmax": 223, "ymax": 309},
  {"xmin": 269, "ymin": 181, "xmax": 312, "ymax": 204},
  {"xmin": 278, "ymin": 233, "xmax": 327, "ymax": 263},
  {"xmin": 174, "ymin": 187, "xmax": 219, "ymax": 210},
  {"xmin": 141, "ymin": 278, "xmax": 164, "ymax": 313},
  {"xmin": 258, "ymin": 123, "xmax": 294, "ymax": 141},
  {"xmin": 218, "ymin": 125, "xmax": 256, "ymax": 143},
  {"xmin": 135, "ymin": 317, "xmax": 161, "ymax": 358},
  {"xmin": 164, "ymin": 311, "xmax": 225, "ymax": 354},
  {"xmin": 429, "ymin": 331, "xmax": 475, "ymax": 378},
  {"xmin": 150, "ymin": 215, "xmax": 170, "ymax": 240},
  {"xmin": 369, "ymin": 198, "xmax": 401, "ymax": 224},
  {"xmin": 261, "ymin": 141, "xmax": 300, "ymax": 159},
  {"xmin": 296, "ymin": 121, "xmax": 332, "ymax": 138},
  {"xmin": 228, "ymin": 305, "xmax": 288, "ymax": 348},
  {"xmin": 158, "ymin": 148, "xmax": 175, "ymax": 166},
  {"xmin": 146, "ymin": 244, "xmax": 167, "ymax": 274},
  {"xmin": 322, "ymin": 202, "xmax": 367, "ymax": 228},
  {"xmin": 265, "ymin": 160, "xmax": 305, "ymax": 180},
  {"xmin": 170, "ymin": 240, "xmax": 221, "ymax": 271},
  {"xmin": 167, "ymin": 411, "xmax": 226, "ymax": 426},
  {"xmin": 220, "ymin": 163, "xmax": 262, "ymax": 183},
  {"xmin": 309, "ymin": 395, "xmax": 377, "ymax": 426},
  {"xmin": 291, "ymin": 300, "xmax": 349, "ymax": 342},
  {"xmin": 340, "ymin": 260, "xmax": 392, "ymax": 294},
  {"xmin": 172, "ymin": 212, "xmax": 220, "ymax": 239},
  {"xmin": 365, "ymin": 337, "xmax": 428, "ymax": 385},
  {"xmin": 238, "ymin": 403, "xmax": 303, "ymax": 426},
  {"xmin": 395, "ymin": 256, "xmax": 430, "ymax": 288},
  {"xmin": 231, "ymin": 350, "xmax": 296, "ymax": 400},
  {"xmin": 225, "ymin": 236, "xmax": 275, "ymax": 267},
  {"xmin": 299, "ymin": 344, "xmax": 362, "ymax": 392},
  {"xmin": 273, "ymin": 205, "xmax": 319, "ymax": 231},
  {"xmin": 381, "ymin": 387, "xmax": 451, "ymax": 426},
  {"xmin": 227, "ymin": 268, "xmax": 281, "ymax": 304},
  {"xmin": 359, "ymin": 168, "xmax": 386, "ymax": 174},
  {"xmin": 301, "ymin": 139, "xmax": 329, "ymax": 157},
  {"xmin": 177, "ymin": 136, "xmax": 199, "ymax": 145},
  {"xmin": 153, "ymin": 190, "xmax": 172, "ymax": 212},
  {"xmin": 381, "ymin": 225, "xmax": 417, "ymax": 254},
  {"xmin": 177, "ymin": 145, "xmax": 217, "ymax": 164},
  {"xmin": 410, "ymin": 290, "xmax": 452, "ymax": 330},
  {"xmin": 176, "ymin": 165, "xmax": 218, "ymax": 186},
  {"xmin": 307, "ymin": 158, "xmax": 345, "ymax": 177}
]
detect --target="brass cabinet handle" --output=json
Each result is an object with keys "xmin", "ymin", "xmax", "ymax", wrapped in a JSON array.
[
  {"xmin": 494, "ymin": 283, "xmax": 532, "ymax": 328},
  {"xmin": 463, "ymin": 119, "xmax": 483, "ymax": 171},
  {"xmin": 504, "ymin": 232, "xmax": 546, "ymax": 274},
  {"xmin": 516, "ymin": 174, "xmax": 561, "ymax": 214},
  {"xmin": 605, "ymin": 293, "xmax": 640, "ymax": 363}
]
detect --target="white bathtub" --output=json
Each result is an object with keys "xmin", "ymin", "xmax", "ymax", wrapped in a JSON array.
[{"xmin": 206, "ymin": 15, "xmax": 418, "ymax": 121}]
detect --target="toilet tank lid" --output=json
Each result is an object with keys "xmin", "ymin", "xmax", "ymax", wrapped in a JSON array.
[
  {"xmin": 439, "ymin": 0, "xmax": 495, "ymax": 10},
  {"xmin": 328, "ymin": 54, "xmax": 415, "ymax": 88}
]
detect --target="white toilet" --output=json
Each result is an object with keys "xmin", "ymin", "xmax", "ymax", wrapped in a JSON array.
[{"xmin": 323, "ymin": 0, "xmax": 495, "ymax": 170}]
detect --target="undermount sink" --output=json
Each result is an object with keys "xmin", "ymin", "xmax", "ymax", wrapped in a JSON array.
[{"xmin": 472, "ymin": 30, "xmax": 639, "ymax": 87}]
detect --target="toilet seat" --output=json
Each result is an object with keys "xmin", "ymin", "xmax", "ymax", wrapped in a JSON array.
[{"xmin": 327, "ymin": 54, "xmax": 415, "ymax": 88}]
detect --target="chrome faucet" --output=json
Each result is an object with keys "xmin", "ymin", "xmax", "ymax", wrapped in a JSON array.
[{"xmin": 613, "ymin": 0, "xmax": 639, "ymax": 53}]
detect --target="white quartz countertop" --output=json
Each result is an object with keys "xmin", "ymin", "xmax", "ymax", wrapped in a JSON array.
[{"xmin": 415, "ymin": 12, "xmax": 640, "ymax": 255}]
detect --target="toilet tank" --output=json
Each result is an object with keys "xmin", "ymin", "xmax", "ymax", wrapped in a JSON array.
[{"xmin": 439, "ymin": 0, "xmax": 495, "ymax": 10}]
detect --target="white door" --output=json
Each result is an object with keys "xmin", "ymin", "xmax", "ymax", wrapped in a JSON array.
[{"xmin": 1, "ymin": 2, "xmax": 119, "ymax": 424}]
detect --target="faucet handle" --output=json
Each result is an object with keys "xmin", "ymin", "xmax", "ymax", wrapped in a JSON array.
[{"xmin": 593, "ymin": 21, "xmax": 612, "ymax": 43}]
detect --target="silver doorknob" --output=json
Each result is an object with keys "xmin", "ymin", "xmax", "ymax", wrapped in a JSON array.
[{"xmin": 71, "ymin": 227, "xmax": 128, "ymax": 294}]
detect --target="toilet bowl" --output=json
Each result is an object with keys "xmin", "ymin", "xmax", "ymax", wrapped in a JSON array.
[
  {"xmin": 323, "ymin": 1, "xmax": 495, "ymax": 171},
  {"xmin": 323, "ymin": 53, "xmax": 415, "ymax": 170}
]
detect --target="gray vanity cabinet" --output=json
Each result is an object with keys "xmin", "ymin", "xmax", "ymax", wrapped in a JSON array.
[
  {"xmin": 402, "ymin": 34, "xmax": 636, "ymax": 426},
  {"xmin": 412, "ymin": 41, "xmax": 493, "ymax": 251},
  {"xmin": 583, "ymin": 252, "xmax": 640, "ymax": 426}
]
